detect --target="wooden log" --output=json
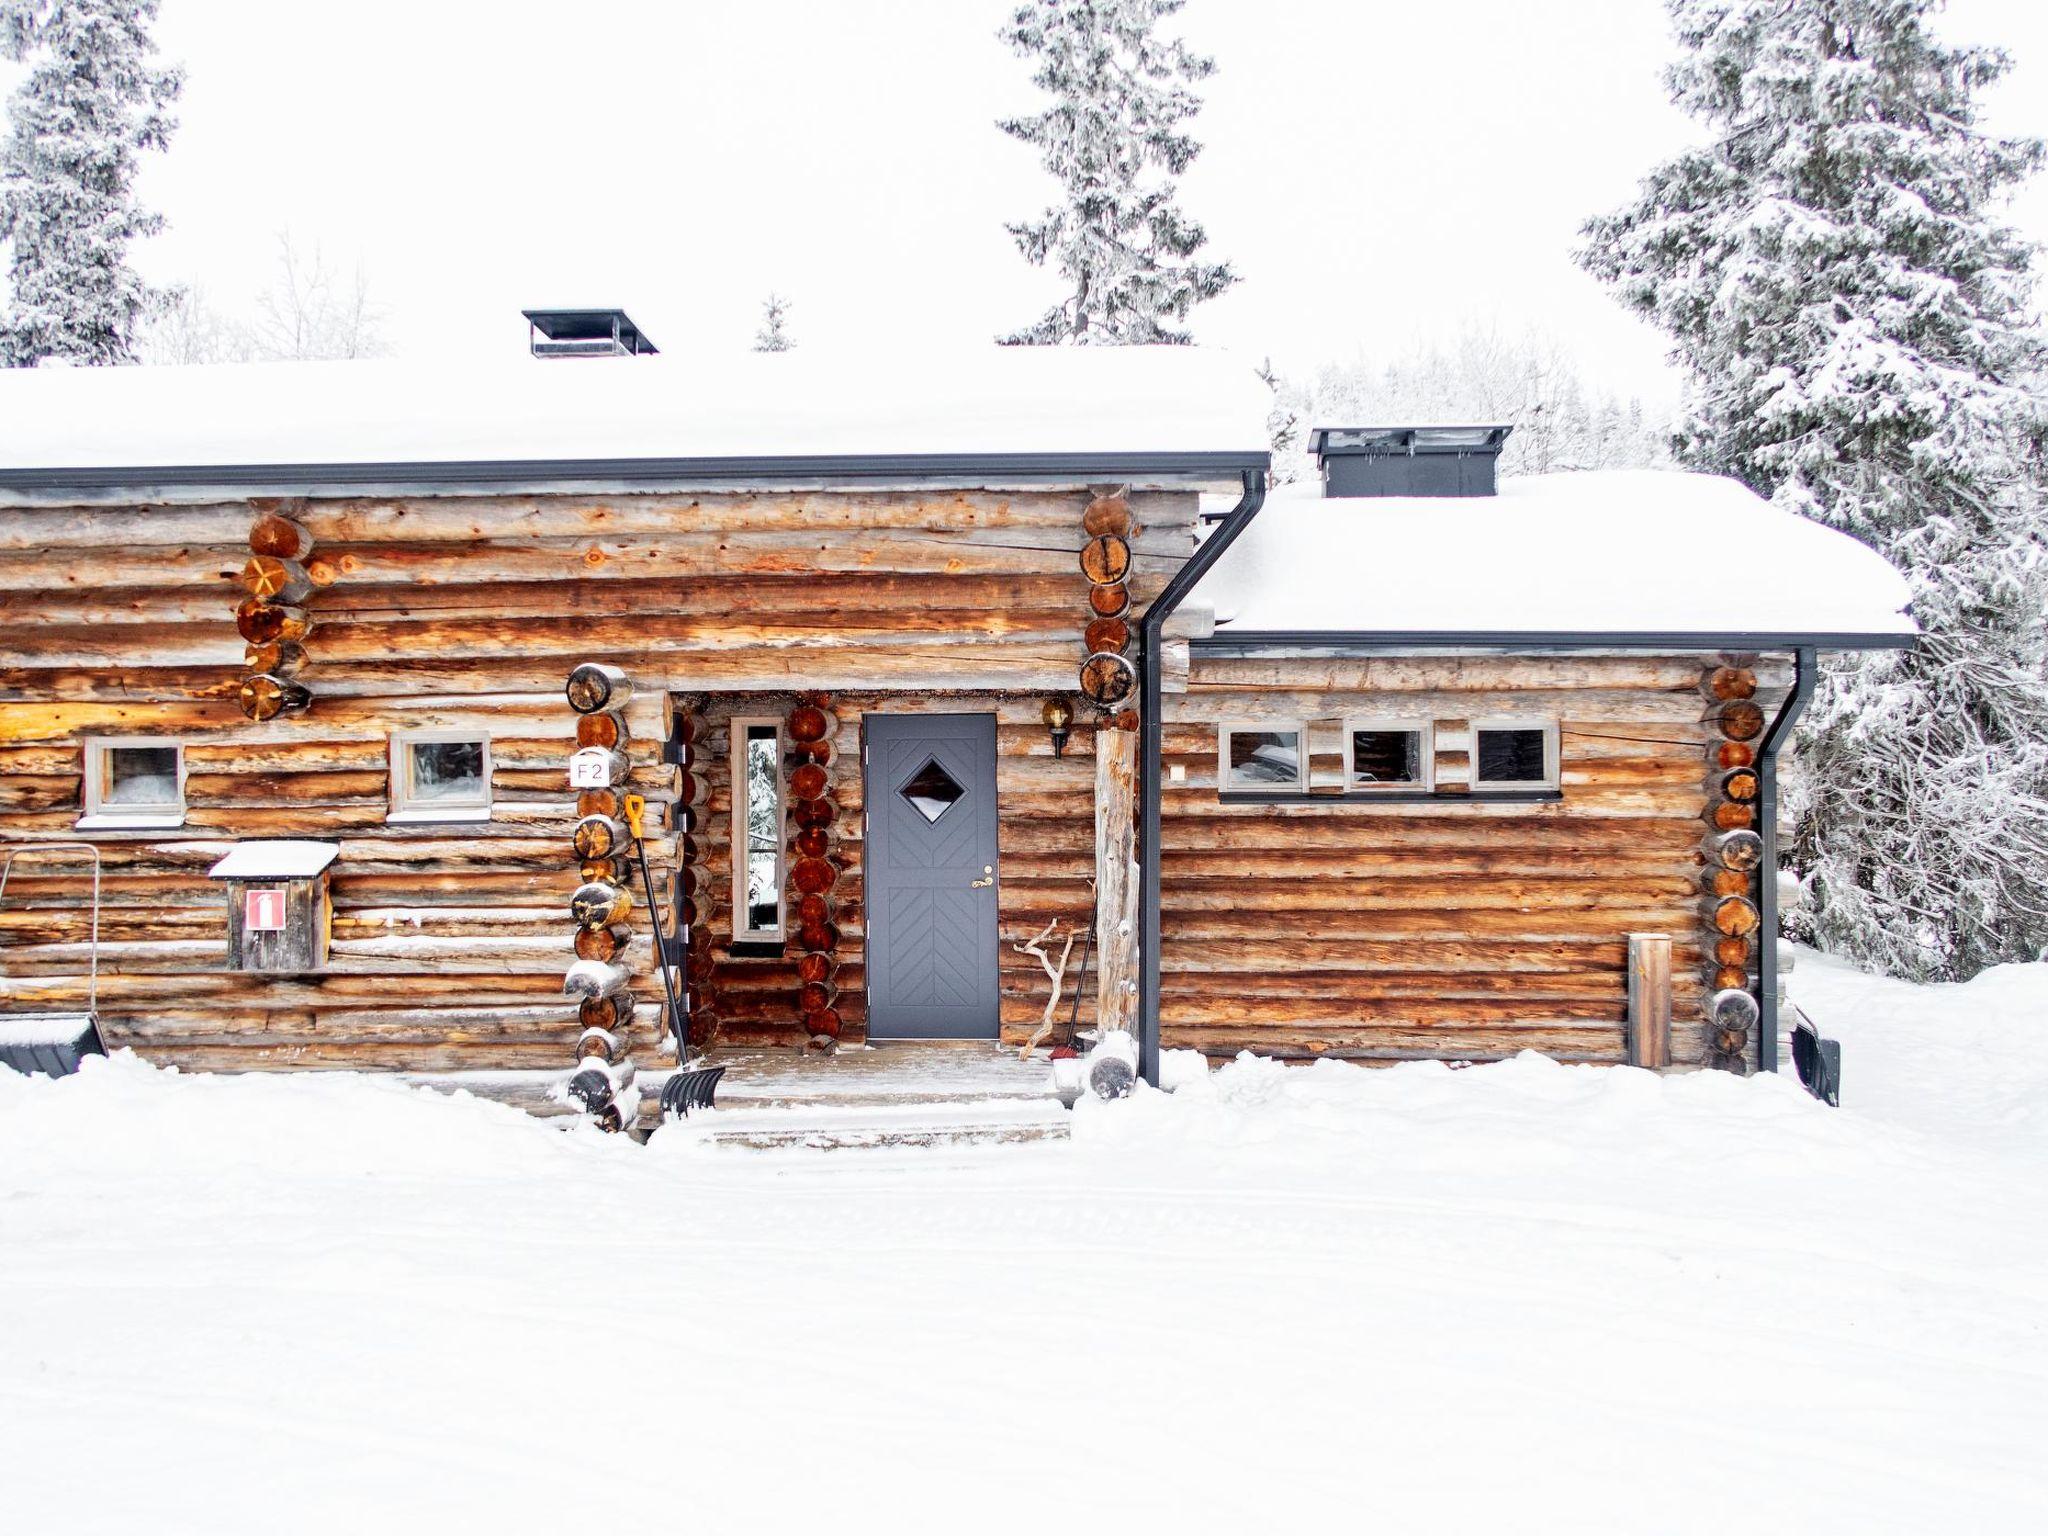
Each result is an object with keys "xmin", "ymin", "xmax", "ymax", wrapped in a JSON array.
[
  {"xmin": 1709, "ymin": 985, "xmax": 1758, "ymax": 1033},
  {"xmin": 563, "ymin": 960, "xmax": 631, "ymax": 1000},
  {"xmin": 1712, "ymin": 965, "xmax": 1751, "ymax": 991},
  {"xmin": 1080, "ymin": 534, "xmax": 1133, "ymax": 587},
  {"xmin": 790, "ymin": 857, "xmax": 836, "ymax": 895},
  {"xmin": 787, "ymin": 703, "xmax": 835, "ymax": 743},
  {"xmin": 789, "ymin": 761, "xmax": 829, "ymax": 800},
  {"xmin": 1707, "ymin": 895, "xmax": 1761, "ymax": 937},
  {"xmin": 575, "ymin": 1026, "xmax": 619, "ymax": 1063},
  {"xmin": 249, "ymin": 513, "xmax": 315, "ymax": 560},
  {"xmin": 1090, "ymin": 723, "xmax": 1138, "ymax": 1039},
  {"xmin": 579, "ymin": 992, "xmax": 634, "ymax": 1031},
  {"xmin": 1714, "ymin": 934, "xmax": 1751, "ymax": 967},
  {"xmin": 565, "ymin": 662, "xmax": 632, "ymax": 715},
  {"xmin": 796, "ymin": 952, "xmax": 833, "ymax": 985},
  {"xmin": 1702, "ymin": 666, "xmax": 1756, "ymax": 701},
  {"xmin": 570, "ymin": 880, "xmax": 631, "ymax": 929},
  {"xmin": 1708, "ymin": 802, "xmax": 1756, "ymax": 831},
  {"xmin": 1719, "ymin": 767, "xmax": 1760, "ymax": 803},
  {"xmin": 1715, "ymin": 741, "xmax": 1755, "ymax": 769},
  {"xmin": 1082, "ymin": 492, "xmax": 1132, "ymax": 538},
  {"xmin": 1707, "ymin": 828, "xmax": 1765, "ymax": 872},
  {"xmin": 796, "ymin": 892, "xmax": 829, "ymax": 926},
  {"xmin": 236, "ymin": 673, "xmax": 312, "ymax": 722},
  {"xmin": 1718, "ymin": 700, "xmax": 1766, "ymax": 741},
  {"xmin": 574, "ymin": 924, "xmax": 633, "ymax": 963},
  {"xmin": 803, "ymin": 1006, "xmax": 843, "ymax": 1040},
  {"xmin": 1625, "ymin": 933, "xmax": 1672, "ymax": 1069},
  {"xmin": 1706, "ymin": 867, "xmax": 1751, "ymax": 898},
  {"xmin": 243, "ymin": 640, "xmax": 308, "ymax": 679},
  {"xmin": 239, "ymin": 555, "xmax": 313, "ymax": 604},
  {"xmin": 576, "ymin": 787, "xmax": 621, "ymax": 819},
  {"xmin": 798, "ymin": 981, "xmax": 836, "ymax": 1014},
  {"xmin": 793, "ymin": 826, "xmax": 829, "ymax": 859},
  {"xmin": 235, "ymin": 598, "xmax": 310, "ymax": 644},
  {"xmin": 572, "ymin": 814, "xmax": 629, "ymax": 861},
  {"xmin": 1079, "ymin": 616, "xmax": 1128, "ymax": 656},
  {"xmin": 566, "ymin": 746, "xmax": 628, "ymax": 787},
  {"xmin": 1088, "ymin": 582, "xmax": 1130, "ymax": 619},
  {"xmin": 797, "ymin": 920, "xmax": 840, "ymax": 953},
  {"xmin": 1078, "ymin": 651, "xmax": 1137, "ymax": 710},
  {"xmin": 793, "ymin": 795, "xmax": 836, "ymax": 829},
  {"xmin": 576, "ymin": 712, "xmax": 628, "ymax": 750}
]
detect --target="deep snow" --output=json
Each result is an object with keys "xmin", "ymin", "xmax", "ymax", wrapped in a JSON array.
[{"xmin": 2, "ymin": 947, "xmax": 2043, "ymax": 1534}]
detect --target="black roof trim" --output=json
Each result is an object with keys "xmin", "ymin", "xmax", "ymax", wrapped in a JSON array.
[
  {"xmin": 0, "ymin": 448, "xmax": 1272, "ymax": 495},
  {"xmin": 1194, "ymin": 628, "xmax": 1916, "ymax": 653}
]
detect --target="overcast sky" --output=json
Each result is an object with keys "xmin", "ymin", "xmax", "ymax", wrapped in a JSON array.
[{"xmin": 14, "ymin": 1, "xmax": 2048, "ymax": 402}]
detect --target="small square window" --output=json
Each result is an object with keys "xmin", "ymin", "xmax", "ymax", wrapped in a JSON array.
[
  {"xmin": 389, "ymin": 732, "xmax": 491, "ymax": 821},
  {"xmin": 1471, "ymin": 722, "xmax": 1558, "ymax": 790},
  {"xmin": 80, "ymin": 739, "xmax": 186, "ymax": 827},
  {"xmin": 1221, "ymin": 726, "xmax": 1303, "ymax": 791},
  {"xmin": 1347, "ymin": 722, "xmax": 1431, "ymax": 791}
]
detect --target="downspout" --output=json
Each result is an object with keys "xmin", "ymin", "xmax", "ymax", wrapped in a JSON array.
[
  {"xmin": 1754, "ymin": 645, "xmax": 1816, "ymax": 1075},
  {"xmin": 1135, "ymin": 468, "xmax": 1268, "ymax": 1085}
]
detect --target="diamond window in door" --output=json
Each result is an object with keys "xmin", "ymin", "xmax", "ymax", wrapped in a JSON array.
[{"xmin": 899, "ymin": 756, "xmax": 966, "ymax": 824}]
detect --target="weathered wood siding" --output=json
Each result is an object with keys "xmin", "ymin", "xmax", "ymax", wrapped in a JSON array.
[
  {"xmin": 1160, "ymin": 652, "xmax": 1791, "ymax": 1068},
  {"xmin": 0, "ymin": 489, "xmax": 1193, "ymax": 1069}
]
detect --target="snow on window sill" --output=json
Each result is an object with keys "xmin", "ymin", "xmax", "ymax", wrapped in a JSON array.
[
  {"xmin": 75, "ymin": 812, "xmax": 187, "ymax": 830},
  {"xmin": 385, "ymin": 806, "xmax": 492, "ymax": 825}
]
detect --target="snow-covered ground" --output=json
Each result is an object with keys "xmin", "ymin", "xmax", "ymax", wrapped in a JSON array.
[{"xmin": 3, "ymin": 948, "xmax": 2044, "ymax": 1534}]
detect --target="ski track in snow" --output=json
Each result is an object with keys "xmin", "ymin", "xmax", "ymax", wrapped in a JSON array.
[{"xmin": 2, "ymin": 947, "xmax": 2045, "ymax": 1534}]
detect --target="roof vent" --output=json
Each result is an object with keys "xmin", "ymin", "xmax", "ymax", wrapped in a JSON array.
[
  {"xmin": 522, "ymin": 308, "xmax": 658, "ymax": 359},
  {"xmin": 1309, "ymin": 424, "xmax": 1513, "ymax": 498}
]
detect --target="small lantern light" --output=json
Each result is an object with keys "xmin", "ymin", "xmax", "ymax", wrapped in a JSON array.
[{"xmin": 1042, "ymin": 695, "xmax": 1074, "ymax": 758}]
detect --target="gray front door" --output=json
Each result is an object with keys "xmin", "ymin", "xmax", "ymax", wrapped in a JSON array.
[{"xmin": 863, "ymin": 712, "xmax": 1001, "ymax": 1039}]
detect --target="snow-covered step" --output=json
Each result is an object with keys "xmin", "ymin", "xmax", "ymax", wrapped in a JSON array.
[{"xmin": 663, "ymin": 1096, "xmax": 1071, "ymax": 1152}]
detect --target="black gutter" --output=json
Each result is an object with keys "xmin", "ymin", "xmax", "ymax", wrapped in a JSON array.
[
  {"xmin": 1754, "ymin": 645, "xmax": 1817, "ymax": 1076},
  {"xmin": 0, "ymin": 449, "xmax": 1268, "ymax": 496},
  {"xmin": 1194, "ymin": 630, "xmax": 1916, "ymax": 654},
  {"xmin": 1136, "ymin": 468, "xmax": 1268, "ymax": 1087}
]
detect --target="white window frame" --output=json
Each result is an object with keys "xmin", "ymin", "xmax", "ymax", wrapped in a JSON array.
[
  {"xmin": 1343, "ymin": 718, "xmax": 1434, "ymax": 793},
  {"xmin": 78, "ymin": 737, "xmax": 187, "ymax": 829},
  {"xmin": 387, "ymin": 729, "xmax": 492, "ymax": 823},
  {"xmin": 1469, "ymin": 718, "xmax": 1560, "ymax": 792},
  {"xmin": 1217, "ymin": 721, "xmax": 1306, "ymax": 794},
  {"xmin": 730, "ymin": 716, "xmax": 787, "ymax": 943}
]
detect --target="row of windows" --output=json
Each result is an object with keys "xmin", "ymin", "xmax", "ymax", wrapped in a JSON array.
[
  {"xmin": 1218, "ymin": 719, "xmax": 1560, "ymax": 795},
  {"xmin": 78, "ymin": 733, "xmax": 492, "ymax": 828}
]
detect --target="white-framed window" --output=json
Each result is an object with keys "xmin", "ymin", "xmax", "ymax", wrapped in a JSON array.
[
  {"xmin": 388, "ymin": 730, "xmax": 492, "ymax": 822},
  {"xmin": 1345, "ymin": 719, "xmax": 1433, "ymax": 792},
  {"xmin": 1470, "ymin": 719, "xmax": 1560, "ymax": 791},
  {"xmin": 731, "ymin": 717, "xmax": 785, "ymax": 942},
  {"xmin": 79, "ymin": 738, "xmax": 186, "ymax": 829},
  {"xmin": 1219, "ymin": 722, "xmax": 1304, "ymax": 792}
]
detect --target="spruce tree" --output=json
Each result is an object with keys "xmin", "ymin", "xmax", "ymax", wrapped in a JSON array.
[
  {"xmin": 1579, "ymin": 0, "xmax": 2048, "ymax": 980},
  {"xmin": 753, "ymin": 292, "xmax": 793, "ymax": 353},
  {"xmin": 996, "ymin": 0, "xmax": 1234, "ymax": 344},
  {"xmin": 0, "ymin": 0, "xmax": 182, "ymax": 367}
]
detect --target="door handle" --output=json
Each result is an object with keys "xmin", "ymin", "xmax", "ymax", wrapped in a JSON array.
[{"xmin": 969, "ymin": 865, "xmax": 994, "ymax": 889}]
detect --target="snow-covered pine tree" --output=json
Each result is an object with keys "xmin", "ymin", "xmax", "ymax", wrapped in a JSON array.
[
  {"xmin": 1579, "ymin": 0, "xmax": 2048, "ymax": 981},
  {"xmin": 753, "ymin": 293, "xmax": 793, "ymax": 352},
  {"xmin": 0, "ymin": 0, "xmax": 182, "ymax": 366},
  {"xmin": 996, "ymin": 0, "xmax": 1234, "ymax": 344}
]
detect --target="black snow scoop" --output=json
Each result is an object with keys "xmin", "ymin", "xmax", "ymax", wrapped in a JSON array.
[
  {"xmin": 623, "ymin": 793, "xmax": 723, "ymax": 1117},
  {"xmin": 1791, "ymin": 1006, "xmax": 1841, "ymax": 1107}
]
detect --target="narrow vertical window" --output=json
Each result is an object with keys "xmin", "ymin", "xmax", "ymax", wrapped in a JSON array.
[
  {"xmin": 732, "ymin": 718, "xmax": 785, "ymax": 942},
  {"xmin": 389, "ymin": 731, "xmax": 492, "ymax": 821},
  {"xmin": 80, "ymin": 739, "xmax": 186, "ymax": 827}
]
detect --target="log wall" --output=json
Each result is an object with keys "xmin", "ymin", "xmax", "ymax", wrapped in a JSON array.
[
  {"xmin": 0, "ymin": 489, "xmax": 1190, "ymax": 1069},
  {"xmin": 1160, "ymin": 652, "xmax": 1793, "ymax": 1068}
]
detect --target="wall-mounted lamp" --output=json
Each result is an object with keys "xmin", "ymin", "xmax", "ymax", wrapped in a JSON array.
[{"xmin": 1042, "ymin": 695, "xmax": 1074, "ymax": 758}]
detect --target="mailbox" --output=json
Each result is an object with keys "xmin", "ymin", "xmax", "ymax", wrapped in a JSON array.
[{"xmin": 207, "ymin": 840, "xmax": 338, "ymax": 973}]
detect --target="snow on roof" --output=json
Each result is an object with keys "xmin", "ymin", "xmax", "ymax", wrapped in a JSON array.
[
  {"xmin": 1195, "ymin": 472, "xmax": 1916, "ymax": 641},
  {"xmin": 207, "ymin": 841, "xmax": 339, "ymax": 880},
  {"xmin": 0, "ymin": 346, "xmax": 1271, "ymax": 484}
]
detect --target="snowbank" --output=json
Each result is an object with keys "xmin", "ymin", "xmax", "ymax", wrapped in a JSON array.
[
  {"xmin": 1196, "ymin": 472, "xmax": 1917, "ymax": 639},
  {"xmin": 2, "ymin": 955, "xmax": 2044, "ymax": 1533},
  {"xmin": 0, "ymin": 345, "xmax": 1271, "ymax": 476}
]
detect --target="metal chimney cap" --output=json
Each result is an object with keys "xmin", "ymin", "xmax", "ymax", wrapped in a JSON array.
[{"xmin": 522, "ymin": 308, "xmax": 659, "ymax": 358}]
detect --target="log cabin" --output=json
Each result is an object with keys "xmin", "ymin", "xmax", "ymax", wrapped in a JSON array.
[{"xmin": 0, "ymin": 321, "xmax": 1914, "ymax": 1113}]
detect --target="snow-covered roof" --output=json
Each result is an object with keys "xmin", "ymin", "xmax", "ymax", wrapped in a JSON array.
[
  {"xmin": 0, "ymin": 346, "xmax": 1271, "ymax": 492},
  {"xmin": 208, "ymin": 841, "xmax": 339, "ymax": 880},
  {"xmin": 1195, "ymin": 472, "xmax": 1916, "ymax": 643}
]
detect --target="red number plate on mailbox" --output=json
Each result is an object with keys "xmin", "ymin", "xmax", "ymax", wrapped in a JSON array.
[{"xmin": 244, "ymin": 888, "xmax": 287, "ymax": 932}]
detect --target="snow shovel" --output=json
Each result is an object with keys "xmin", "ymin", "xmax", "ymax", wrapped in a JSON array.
[
  {"xmin": 621, "ymin": 793, "xmax": 724, "ymax": 1117},
  {"xmin": 1790, "ymin": 1005, "xmax": 1841, "ymax": 1107}
]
